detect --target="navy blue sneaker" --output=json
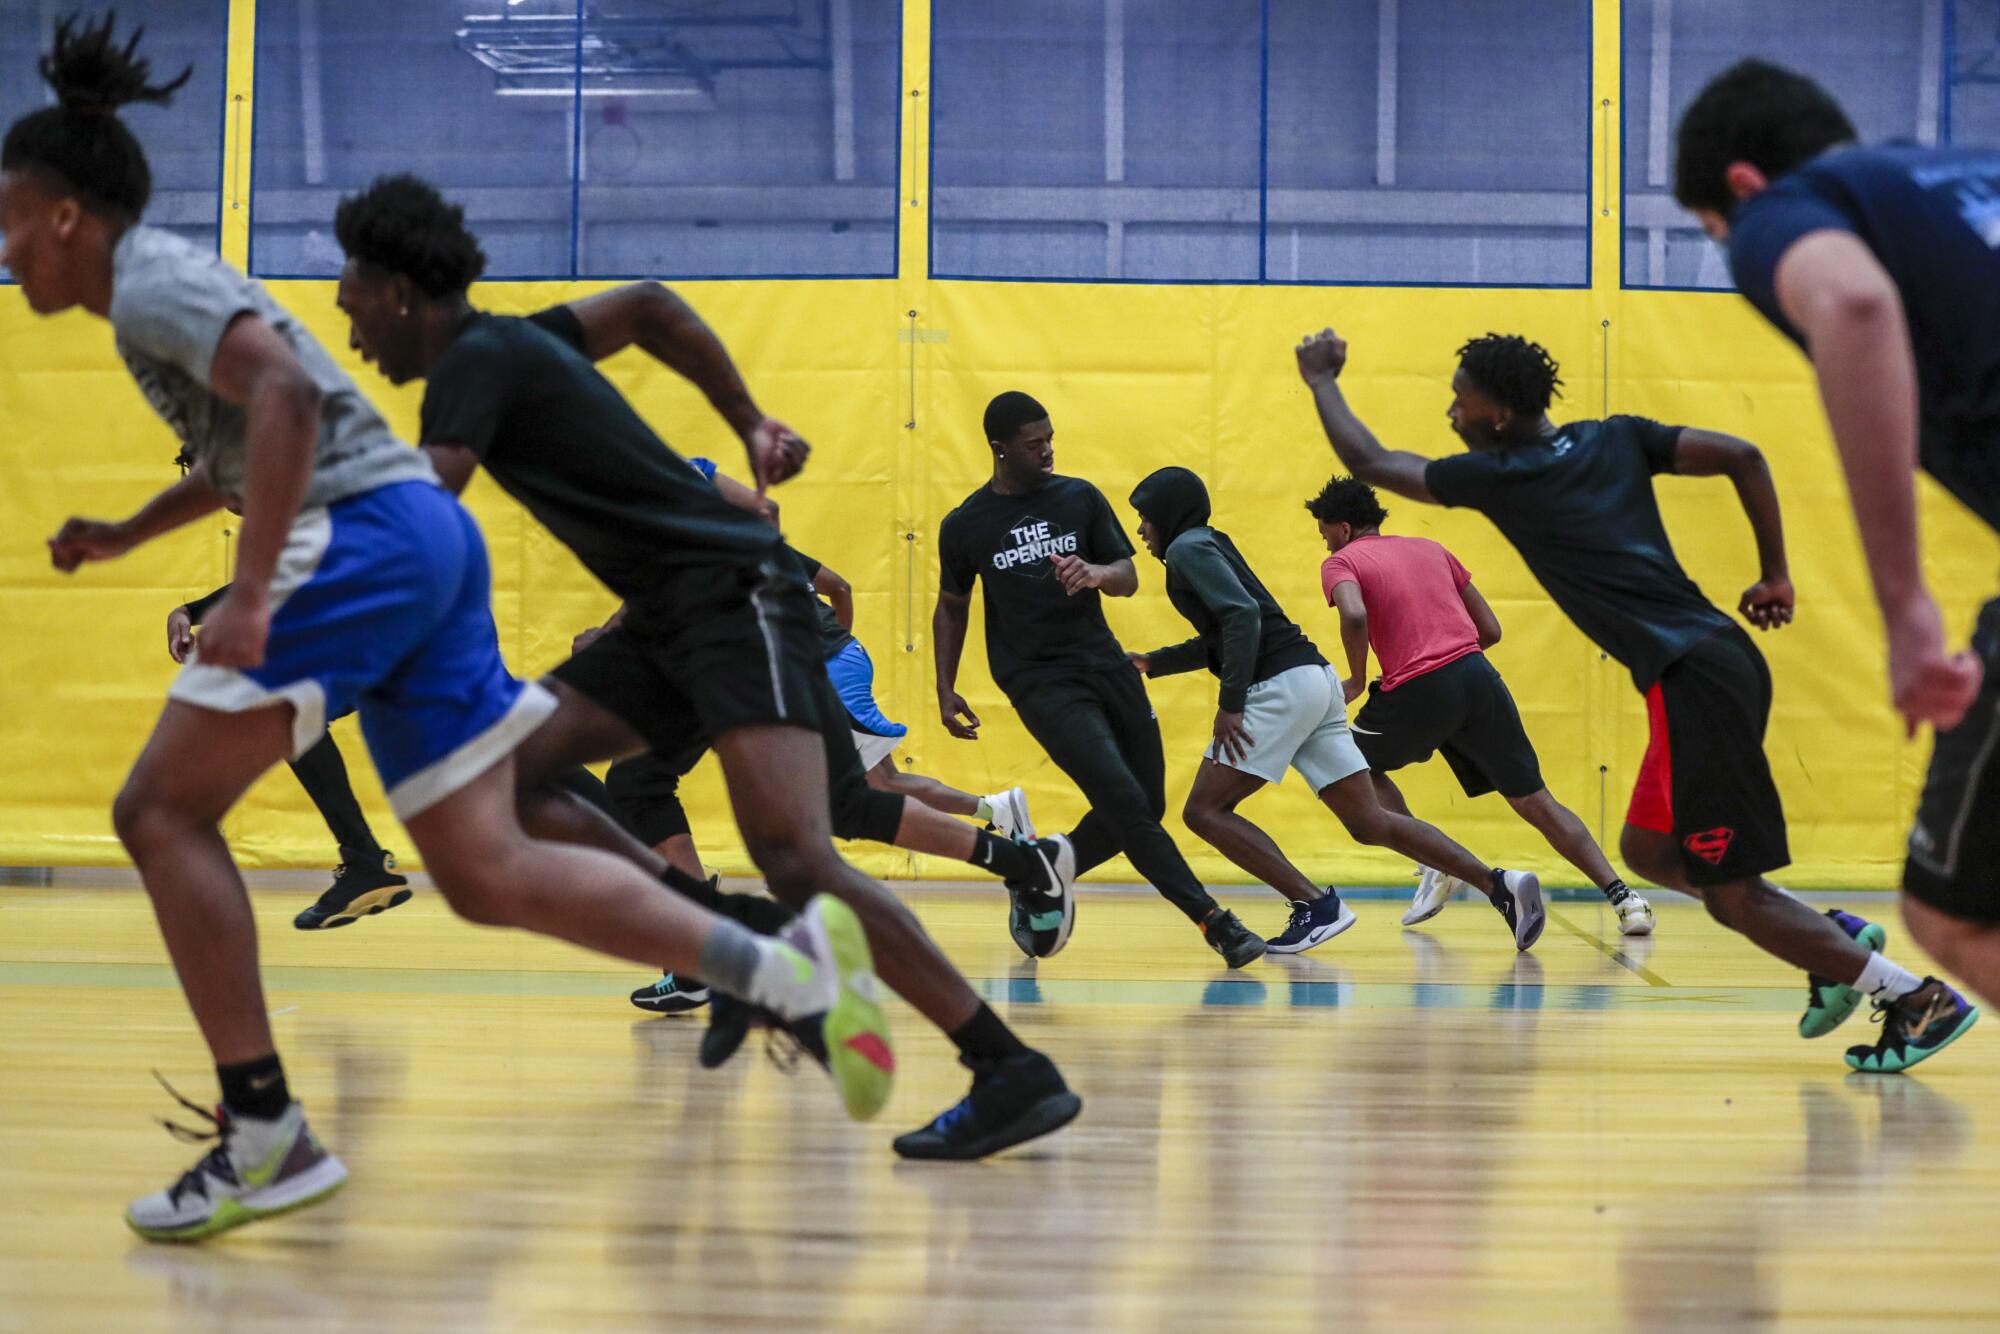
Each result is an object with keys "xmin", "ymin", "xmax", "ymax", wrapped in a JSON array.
[{"xmin": 1266, "ymin": 892, "xmax": 1358, "ymax": 955}]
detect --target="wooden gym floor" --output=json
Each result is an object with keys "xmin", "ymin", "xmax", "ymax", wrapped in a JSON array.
[{"xmin": 2, "ymin": 876, "xmax": 1997, "ymax": 1332}]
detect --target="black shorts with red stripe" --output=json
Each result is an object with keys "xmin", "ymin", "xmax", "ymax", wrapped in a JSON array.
[
  {"xmin": 1625, "ymin": 625, "xmax": 1790, "ymax": 887},
  {"xmin": 1905, "ymin": 597, "xmax": 2000, "ymax": 923}
]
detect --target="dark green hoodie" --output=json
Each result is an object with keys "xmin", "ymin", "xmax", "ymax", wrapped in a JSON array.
[{"xmin": 1130, "ymin": 467, "xmax": 1325, "ymax": 712}]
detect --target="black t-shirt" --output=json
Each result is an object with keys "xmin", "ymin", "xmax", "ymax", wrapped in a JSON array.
[
  {"xmin": 1728, "ymin": 144, "xmax": 2000, "ymax": 533},
  {"xmin": 1425, "ymin": 416, "xmax": 1733, "ymax": 690},
  {"xmin": 419, "ymin": 308, "xmax": 780, "ymax": 600},
  {"xmin": 788, "ymin": 547, "xmax": 855, "ymax": 657},
  {"xmin": 939, "ymin": 474, "xmax": 1136, "ymax": 693}
]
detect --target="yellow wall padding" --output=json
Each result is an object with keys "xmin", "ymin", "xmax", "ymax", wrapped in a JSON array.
[{"xmin": 0, "ymin": 0, "xmax": 1991, "ymax": 888}]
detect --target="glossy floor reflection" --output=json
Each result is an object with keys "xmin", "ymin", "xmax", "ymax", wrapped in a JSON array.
[{"xmin": 3, "ymin": 879, "xmax": 1997, "ymax": 1330}]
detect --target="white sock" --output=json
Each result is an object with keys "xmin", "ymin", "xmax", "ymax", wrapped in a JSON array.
[{"xmin": 1854, "ymin": 952, "xmax": 1923, "ymax": 1002}]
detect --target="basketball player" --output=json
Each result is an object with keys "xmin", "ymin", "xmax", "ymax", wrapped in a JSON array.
[
  {"xmin": 1127, "ymin": 465, "xmax": 1548, "ymax": 953},
  {"xmin": 1294, "ymin": 323, "xmax": 1975, "ymax": 1071},
  {"xmin": 173, "ymin": 587, "xmax": 411, "ymax": 928},
  {"xmin": 331, "ymin": 175, "xmax": 1080, "ymax": 1159},
  {"xmin": 1673, "ymin": 59, "xmax": 1996, "ymax": 1067},
  {"xmin": 11, "ymin": 14, "xmax": 888, "ymax": 1239},
  {"xmin": 1306, "ymin": 474, "xmax": 1654, "ymax": 936},
  {"xmin": 933, "ymin": 394, "xmax": 1268, "ymax": 967}
]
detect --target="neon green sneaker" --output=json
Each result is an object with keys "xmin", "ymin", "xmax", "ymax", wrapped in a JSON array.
[
  {"xmin": 126, "ymin": 1080, "xmax": 346, "ymax": 1242},
  {"xmin": 1800, "ymin": 910, "xmax": 1887, "ymax": 1039},
  {"xmin": 784, "ymin": 895, "xmax": 896, "ymax": 1122}
]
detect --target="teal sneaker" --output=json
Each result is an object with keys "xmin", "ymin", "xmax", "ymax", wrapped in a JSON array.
[
  {"xmin": 1800, "ymin": 909, "xmax": 1887, "ymax": 1038},
  {"xmin": 1845, "ymin": 978, "xmax": 1979, "ymax": 1073}
]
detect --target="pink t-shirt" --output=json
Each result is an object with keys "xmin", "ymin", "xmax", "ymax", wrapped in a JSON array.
[{"xmin": 1321, "ymin": 534, "xmax": 1481, "ymax": 691}]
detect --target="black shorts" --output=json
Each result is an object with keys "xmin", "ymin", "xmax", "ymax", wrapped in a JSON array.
[
  {"xmin": 551, "ymin": 555, "xmax": 828, "ymax": 754},
  {"xmin": 1352, "ymin": 652, "xmax": 1543, "ymax": 799},
  {"xmin": 604, "ymin": 745, "xmax": 704, "ymax": 848},
  {"xmin": 1905, "ymin": 597, "xmax": 2000, "ymax": 923},
  {"xmin": 1626, "ymin": 626, "xmax": 1789, "ymax": 887}
]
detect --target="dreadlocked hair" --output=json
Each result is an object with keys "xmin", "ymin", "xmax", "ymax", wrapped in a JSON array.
[
  {"xmin": 1455, "ymin": 333, "xmax": 1563, "ymax": 418},
  {"xmin": 1, "ymin": 11, "xmax": 191, "ymax": 221}
]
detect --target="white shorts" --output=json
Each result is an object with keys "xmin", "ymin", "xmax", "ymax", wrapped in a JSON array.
[
  {"xmin": 1205, "ymin": 663, "xmax": 1368, "ymax": 792},
  {"xmin": 851, "ymin": 728, "xmax": 903, "ymax": 771}
]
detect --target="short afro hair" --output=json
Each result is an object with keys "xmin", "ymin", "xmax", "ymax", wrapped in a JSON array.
[
  {"xmin": 1305, "ymin": 475, "xmax": 1388, "ymax": 530},
  {"xmin": 984, "ymin": 390, "xmax": 1049, "ymax": 444},
  {"xmin": 1457, "ymin": 334, "xmax": 1563, "ymax": 418},
  {"xmin": 1674, "ymin": 59, "xmax": 1856, "ymax": 215},
  {"xmin": 334, "ymin": 174, "xmax": 487, "ymax": 298}
]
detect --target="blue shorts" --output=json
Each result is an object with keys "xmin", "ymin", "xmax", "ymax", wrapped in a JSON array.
[
  {"xmin": 168, "ymin": 480, "xmax": 555, "ymax": 820},
  {"xmin": 825, "ymin": 639, "xmax": 906, "ymax": 770}
]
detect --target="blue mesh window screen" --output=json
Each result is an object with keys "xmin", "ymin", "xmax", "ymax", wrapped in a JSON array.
[
  {"xmin": 0, "ymin": 1, "xmax": 228, "ymax": 273},
  {"xmin": 250, "ymin": 1, "xmax": 901, "ymax": 280},
  {"xmin": 1622, "ymin": 0, "xmax": 1979, "ymax": 290},
  {"xmin": 930, "ymin": 0, "xmax": 1591, "ymax": 286}
]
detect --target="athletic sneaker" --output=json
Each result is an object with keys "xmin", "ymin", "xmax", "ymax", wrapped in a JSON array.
[
  {"xmin": 1615, "ymin": 892, "xmax": 1656, "ymax": 937},
  {"xmin": 630, "ymin": 973, "xmax": 712, "ymax": 1015},
  {"xmin": 1005, "ymin": 835, "xmax": 1077, "ymax": 959},
  {"xmin": 1489, "ymin": 870, "xmax": 1546, "ymax": 952},
  {"xmin": 985, "ymin": 787, "xmax": 1035, "ymax": 840},
  {"xmin": 1202, "ymin": 908, "xmax": 1266, "ymax": 968},
  {"xmin": 1800, "ymin": 909, "xmax": 1887, "ymax": 1038},
  {"xmin": 1403, "ymin": 867, "xmax": 1464, "ymax": 927},
  {"xmin": 891, "ymin": 1051, "xmax": 1082, "ymax": 1160},
  {"xmin": 126, "ymin": 1082, "xmax": 347, "ymax": 1243},
  {"xmin": 1844, "ymin": 978, "xmax": 1980, "ymax": 1073},
  {"xmin": 700, "ymin": 895, "xmax": 896, "ymax": 1122},
  {"xmin": 1266, "ymin": 892, "xmax": 1357, "ymax": 955},
  {"xmin": 293, "ymin": 852, "xmax": 410, "ymax": 931}
]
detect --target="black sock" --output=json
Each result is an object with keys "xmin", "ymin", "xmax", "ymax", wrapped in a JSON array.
[
  {"xmin": 1603, "ymin": 878, "xmax": 1632, "ymax": 905},
  {"xmin": 1488, "ymin": 867, "xmax": 1509, "ymax": 899},
  {"xmin": 971, "ymin": 829, "xmax": 1033, "ymax": 880},
  {"xmin": 657, "ymin": 866, "xmax": 793, "ymax": 935},
  {"xmin": 948, "ymin": 1003, "xmax": 1031, "ymax": 1062},
  {"xmin": 217, "ymin": 1054, "xmax": 290, "ymax": 1122}
]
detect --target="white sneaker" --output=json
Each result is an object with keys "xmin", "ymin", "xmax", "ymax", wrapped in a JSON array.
[
  {"xmin": 1492, "ymin": 870, "xmax": 1546, "ymax": 952},
  {"xmin": 127, "ymin": 1090, "xmax": 347, "ymax": 1242},
  {"xmin": 1615, "ymin": 892, "xmax": 1656, "ymax": 936},
  {"xmin": 1402, "ymin": 867, "xmax": 1465, "ymax": 926},
  {"xmin": 985, "ymin": 787, "xmax": 1035, "ymax": 840}
]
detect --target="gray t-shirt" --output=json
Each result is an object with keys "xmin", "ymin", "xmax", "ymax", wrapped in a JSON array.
[{"xmin": 110, "ymin": 226, "xmax": 434, "ymax": 509}]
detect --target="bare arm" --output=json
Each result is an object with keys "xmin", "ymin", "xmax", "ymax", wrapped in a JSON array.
[
  {"xmin": 1330, "ymin": 580, "xmax": 1372, "ymax": 697},
  {"xmin": 50, "ymin": 468, "xmax": 230, "ymax": 574},
  {"xmin": 1458, "ymin": 581, "xmax": 1503, "ymax": 649},
  {"xmin": 932, "ymin": 588, "xmax": 981, "ymax": 739},
  {"xmin": 1295, "ymin": 329, "xmax": 1439, "ymax": 503},
  {"xmin": 551, "ymin": 283, "xmax": 805, "ymax": 490},
  {"xmin": 1774, "ymin": 229, "xmax": 1979, "ymax": 730},
  {"xmin": 814, "ymin": 564, "xmax": 855, "ymax": 631},
  {"xmin": 1051, "ymin": 553, "xmax": 1139, "ymax": 599},
  {"xmin": 421, "ymin": 443, "xmax": 480, "ymax": 495},
  {"xmin": 1670, "ymin": 428, "xmax": 1793, "ymax": 629}
]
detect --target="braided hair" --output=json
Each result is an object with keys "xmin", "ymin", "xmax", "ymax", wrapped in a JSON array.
[
  {"xmin": 1455, "ymin": 333, "xmax": 1563, "ymax": 418},
  {"xmin": 1, "ymin": 11, "xmax": 191, "ymax": 221}
]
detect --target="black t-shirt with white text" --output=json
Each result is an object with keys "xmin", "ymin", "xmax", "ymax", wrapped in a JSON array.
[
  {"xmin": 1425, "ymin": 416, "xmax": 1733, "ymax": 690},
  {"xmin": 419, "ymin": 307, "xmax": 780, "ymax": 601},
  {"xmin": 939, "ymin": 475, "xmax": 1136, "ymax": 693}
]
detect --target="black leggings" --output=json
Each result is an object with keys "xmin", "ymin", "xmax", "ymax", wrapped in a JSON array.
[
  {"xmin": 1012, "ymin": 665, "xmax": 1217, "ymax": 924},
  {"xmin": 288, "ymin": 731, "xmax": 382, "ymax": 865}
]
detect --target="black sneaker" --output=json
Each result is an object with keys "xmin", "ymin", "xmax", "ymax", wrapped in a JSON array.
[
  {"xmin": 892, "ymin": 1051, "xmax": 1082, "ymax": 1160},
  {"xmin": 1005, "ymin": 835, "xmax": 1077, "ymax": 959},
  {"xmin": 1201, "ymin": 908, "xmax": 1266, "ymax": 968},
  {"xmin": 630, "ymin": 973, "xmax": 712, "ymax": 1014},
  {"xmin": 293, "ymin": 853, "xmax": 411, "ymax": 930},
  {"xmin": 1845, "ymin": 977, "xmax": 1980, "ymax": 1073},
  {"xmin": 698, "ymin": 991, "xmax": 831, "ymax": 1071}
]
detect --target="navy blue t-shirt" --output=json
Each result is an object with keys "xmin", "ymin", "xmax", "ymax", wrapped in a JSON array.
[
  {"xmin": 1426, "ymin": 417, "xmax": 1733, "ymax": 690},
  {"xmin": 1728, "ymin": 144, "xmax": 2000, "ymax": 531}
]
